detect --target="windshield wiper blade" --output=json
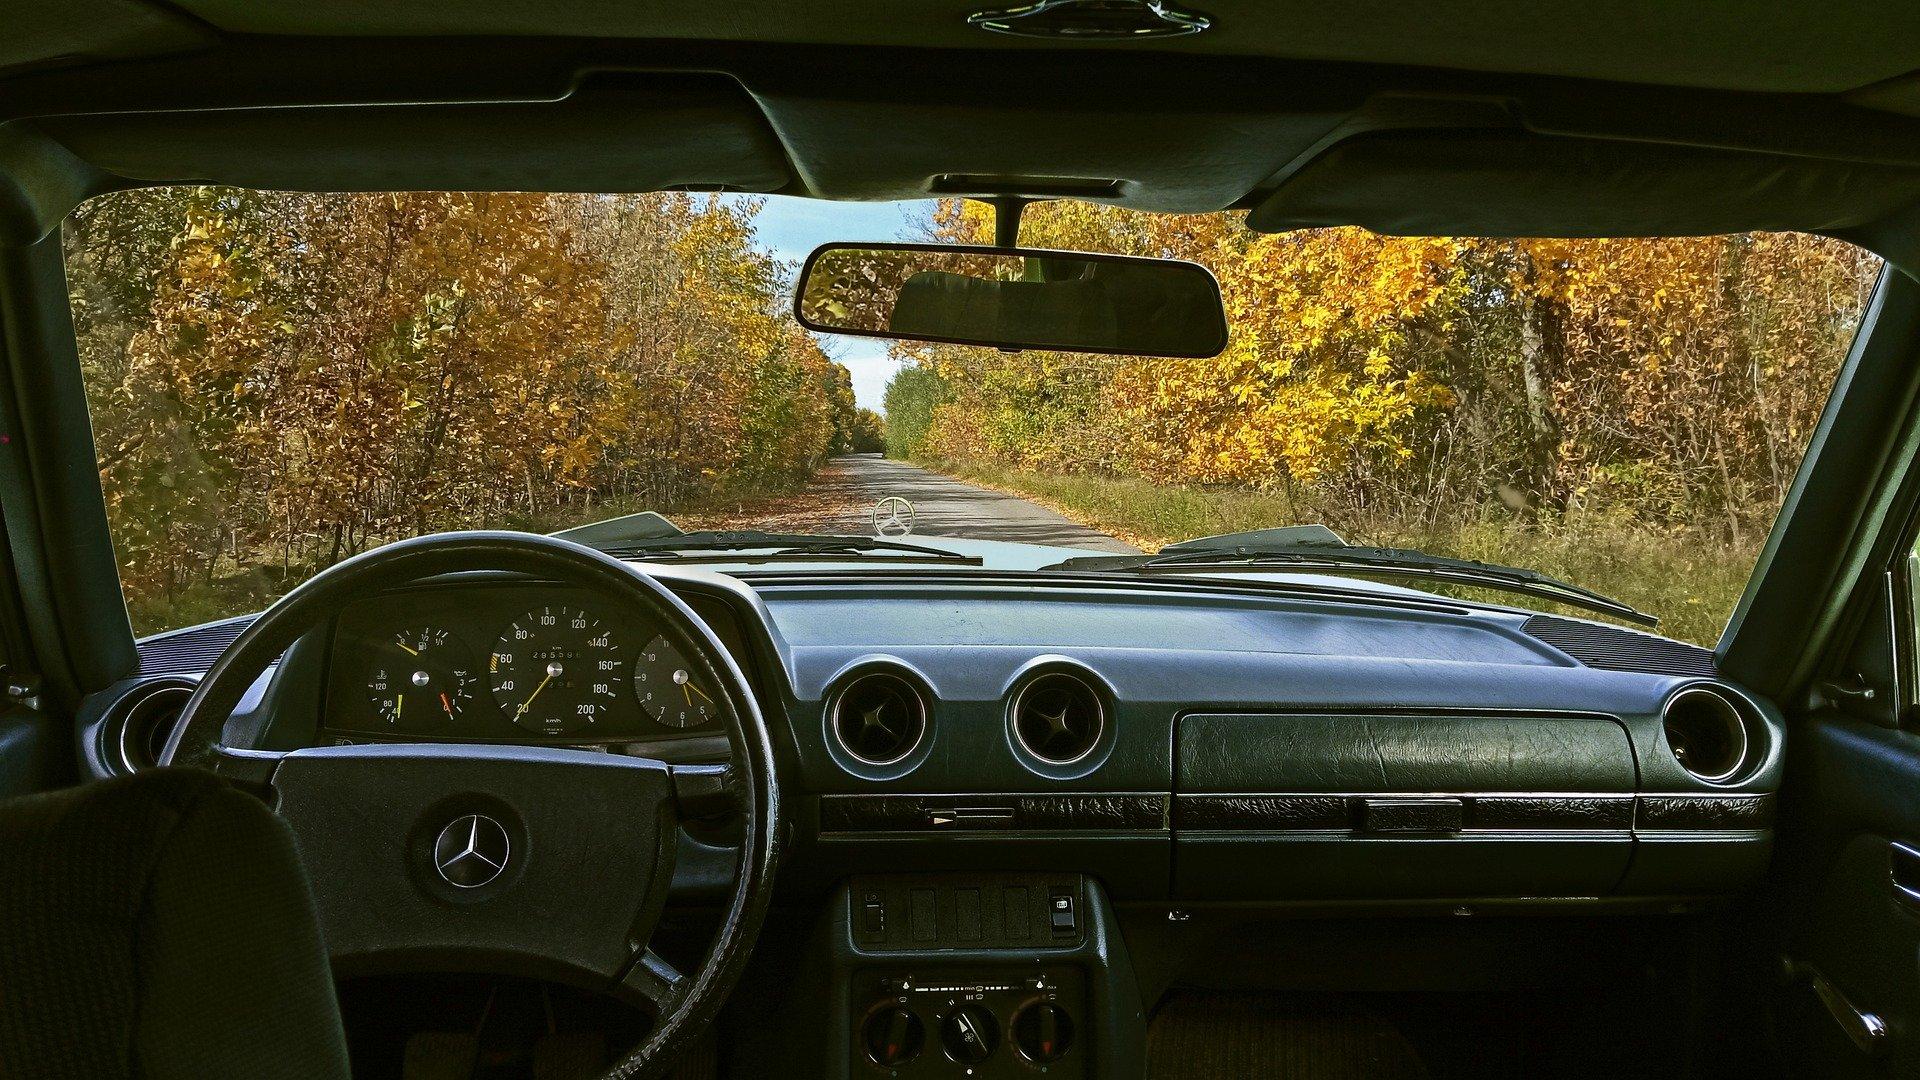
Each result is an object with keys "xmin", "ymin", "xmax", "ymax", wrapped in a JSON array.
[
  {"xmin": 1042, "ymin": 540, "xmax": 1656, "ymax": 628},
  {"xmin": 596, "ymin": 530, "xmax": 981, "ymax": 564}
]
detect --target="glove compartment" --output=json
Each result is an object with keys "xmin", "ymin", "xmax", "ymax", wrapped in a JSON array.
[{"xmin": 1172, "ymin": 712, "xmax": 1637, "ymax": 901}]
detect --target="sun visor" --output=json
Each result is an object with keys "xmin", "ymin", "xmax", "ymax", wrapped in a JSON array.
[
  {"xmin": 1248, "ymin": 131, "xmax": 1920, "ymax": 238},
  {"xmin": 32, "ymin": 75, "xmax": 792, "ymax": 194}
]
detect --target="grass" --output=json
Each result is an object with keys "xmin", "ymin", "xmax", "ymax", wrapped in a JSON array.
[
  {"xmin": 125, "ymin": 461, "xmax": 1759, "ymax": 649},
  {"xmin": 932, "ymin": 458, "xmax": 1757, "ymax": 648}
]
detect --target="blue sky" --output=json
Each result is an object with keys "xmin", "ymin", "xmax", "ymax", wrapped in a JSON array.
[{"xmin": 719, "ymin": 194, "xmax": 934, "ymax": 411}]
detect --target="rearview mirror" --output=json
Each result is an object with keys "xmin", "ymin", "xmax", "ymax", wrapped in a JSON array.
[{"xmin": 795, "ymin": 242, "xmax": 1228, "ymax": 358}]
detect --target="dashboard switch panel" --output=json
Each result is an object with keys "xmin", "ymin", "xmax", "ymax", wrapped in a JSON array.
[{"xmin": 851, "ymin": 874, "xmax": 1085, "ymax": 951}]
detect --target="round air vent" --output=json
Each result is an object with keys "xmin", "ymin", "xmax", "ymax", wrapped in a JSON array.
[
  {"xmin": 1662, "ymin": 686, "xmax": 1751, "ymax": 783},
  {"xmin": 830, "ymin": 671, "xmax": 929, "ymax": 766},
  {"xmin": 1011, "ymin": 671, "xmax": 1106, "ymax": 765},
  {"xmin": 113, "ymin": 680, "xmax": 194, "ymax": 773}
]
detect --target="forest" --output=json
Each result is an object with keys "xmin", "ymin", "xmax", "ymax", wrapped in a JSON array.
[
  {"xmin": 884, "ymin": 202, "xmax": 1884, "ymax": 645},
  {"xmin": 65, "ymin": 184, "xmax": 1884, "ymax": 644},
  {"xmin": 66, "ymin": 189, "xmax": 879, "ymax": 632}
]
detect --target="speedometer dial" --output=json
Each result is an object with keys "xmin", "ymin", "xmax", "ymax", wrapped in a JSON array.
[
  {"xmin": 488, "ymin": 605, "xmax": 627, "ymax": 735},
  {"xmin": 633, "ymin": 633, "xmax": 718, "ymax": 729}
]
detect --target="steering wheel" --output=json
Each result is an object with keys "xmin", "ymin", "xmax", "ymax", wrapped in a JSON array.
[{"xmin": 159, "ymin": 532, "xmax": 780, "ymax": 1080}]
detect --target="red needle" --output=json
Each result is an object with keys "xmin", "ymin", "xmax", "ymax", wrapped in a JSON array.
[{"xmin": 439, "ymin": 692, "xmax": 453, "ymax": 716}]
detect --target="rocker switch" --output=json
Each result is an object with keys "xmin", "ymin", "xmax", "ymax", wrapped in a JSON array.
[{"xmin": 1048, "ymin": 890, "xmax": 1078, "ymax": 934}]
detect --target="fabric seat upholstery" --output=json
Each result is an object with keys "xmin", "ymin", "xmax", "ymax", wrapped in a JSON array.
[{"xmin": 0, "ymin": 768, "xmax": 350, "ymax": 1079}]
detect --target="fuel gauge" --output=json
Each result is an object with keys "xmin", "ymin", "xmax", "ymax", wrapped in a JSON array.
[{"xmin": 366, "ymin": 626, "xmax": 475, "ymax": 731}]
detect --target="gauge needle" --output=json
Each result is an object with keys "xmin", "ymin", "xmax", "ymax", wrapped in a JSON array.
[
  {"xmin": 683, "ymin": 681, "xmax": 714, "ymax": 706},
  {"xmin": 395, "ymin": 641, "xmax": 419, "ymax": 657},
  {"xmin": 516, "ymin": 672, "xmax": 554, "ymax": 717},
  {"xmin": 439, "ymin": 692, "xmax": 453, "ymax": 718},
  {"xmin": 396, "ymin": 694, "xmax": 403, "ymax": 719}
]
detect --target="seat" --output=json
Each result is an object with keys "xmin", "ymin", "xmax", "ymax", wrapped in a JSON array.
[{"xmin": 0, "ymin": 768, "xmax": 350, "ymax": 1080}]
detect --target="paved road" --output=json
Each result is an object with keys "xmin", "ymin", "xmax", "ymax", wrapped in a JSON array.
[{"xmin": 789, "ymin": 455, "xmax": 1138, "ymax": 553}]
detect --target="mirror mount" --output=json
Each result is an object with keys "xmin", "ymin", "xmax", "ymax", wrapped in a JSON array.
[{"xmin": 982, "ymin": 196, "xmax": 1033, "ymax": 250}]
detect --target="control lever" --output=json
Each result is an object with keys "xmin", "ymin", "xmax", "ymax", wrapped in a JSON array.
[
  {"xmin": 1780, "ymin": 958, "xmax": 1887, "ymax": 1056},
  {"xmin": 1892, "ymin": 841, "xmax": 1920, "ymax": 911}
]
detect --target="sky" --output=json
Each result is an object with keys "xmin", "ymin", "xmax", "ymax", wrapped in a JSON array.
[{"xmin": 719, "ymin": 194, "xmax": 934, "ymax": 412}]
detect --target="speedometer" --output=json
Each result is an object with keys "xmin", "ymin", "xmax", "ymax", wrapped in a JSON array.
[{"xmin": 488, "ymin": 605, "xmax": 627, "ymax": 735}]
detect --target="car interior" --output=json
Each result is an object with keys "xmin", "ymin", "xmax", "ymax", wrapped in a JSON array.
[{"xmin": 5, "ymin": 2, "xmax": 1920, "ymax": 1079}]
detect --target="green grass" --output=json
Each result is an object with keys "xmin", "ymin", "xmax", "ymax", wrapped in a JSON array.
[{"xmin": 933, "ymin": 458, "xmax": 1756, "ymax": 648}]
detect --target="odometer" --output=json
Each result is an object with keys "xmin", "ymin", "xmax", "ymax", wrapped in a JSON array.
[{"xmin": 489, "ymin": 605, "xmax": 627, "ymax": 735}]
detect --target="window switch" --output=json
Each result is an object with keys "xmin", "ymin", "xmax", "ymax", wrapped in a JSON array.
[{"xmin": 1048, "ymin": 890, "xmax": 1077, "ymax": 934}]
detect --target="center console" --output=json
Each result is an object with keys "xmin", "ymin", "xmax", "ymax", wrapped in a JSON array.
[{"xmin": 813, "ymin": 873, "xmax": 1143, "ymax": 1078}]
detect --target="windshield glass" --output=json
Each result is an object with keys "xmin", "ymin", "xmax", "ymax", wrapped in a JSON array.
[{"xmin": 67, "ymin": 189, "xmax": 1880, "ymax": 644}]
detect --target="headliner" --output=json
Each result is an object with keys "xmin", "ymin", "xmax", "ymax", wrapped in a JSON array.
[{"xmin": 4, "ymin": 1, "xmax": 1920, "ymax": 260}]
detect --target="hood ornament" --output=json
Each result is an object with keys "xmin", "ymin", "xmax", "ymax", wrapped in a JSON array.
[{"xmin": 872, "ymin": 497, "xmax": 916, "ymax": 538}]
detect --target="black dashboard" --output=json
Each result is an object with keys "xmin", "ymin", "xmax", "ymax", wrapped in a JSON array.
[
  {"xmin": 85, "ymin": 565, "xmax": 1790, "ymax": 1078},
  {"xmin": 97, "ymin": 565, "xmax": 1785, "ymax": 911}
]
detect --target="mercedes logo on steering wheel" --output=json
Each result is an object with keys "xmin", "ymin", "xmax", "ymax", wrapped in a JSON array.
[
  {"xmin": 872, "ymin": 496, "xmax": 915, "ymax": 537},
  {"xmin": 433, "ymin": 813, "xmax": 511, "ymax": 889}
]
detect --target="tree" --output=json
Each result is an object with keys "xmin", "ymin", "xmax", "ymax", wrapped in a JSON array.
[
  {"xmin": 883, "ymin": 198, "xmax": 1878, "ymax": 541},
  {"xmin": 69, "ymin": 189, "xmax": 847, "ymax": 626}
]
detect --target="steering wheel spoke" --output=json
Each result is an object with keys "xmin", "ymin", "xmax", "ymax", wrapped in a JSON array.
[
  {"xmin": 209, "ymin": 745, "xmax": 285, "ymax": 786},
  {"xmin": 624, "ymin": 948, "xmax": 691, "ymax": 1014},
  {"xmin": 669, "ymin": 762, "xmax": 741, "ymax": 820}
]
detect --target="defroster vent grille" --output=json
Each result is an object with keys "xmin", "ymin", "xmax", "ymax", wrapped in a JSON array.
[
  {"xmin": 1521, "ymin": 614, "xmax": 1716, "ymax": 677},
  {"xmin": 136, "ymin": 615, "xmax": 256, "ymax": 676}
]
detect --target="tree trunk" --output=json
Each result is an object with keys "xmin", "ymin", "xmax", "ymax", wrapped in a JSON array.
[{"xmin": 1516, "ymin": 251, "xmax": 1565, "ymax": 514}]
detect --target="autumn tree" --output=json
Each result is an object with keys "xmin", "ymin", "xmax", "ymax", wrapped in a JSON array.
[{"xmin": 69, "ymin": 188, "xmax": 849, "ymax": 628}]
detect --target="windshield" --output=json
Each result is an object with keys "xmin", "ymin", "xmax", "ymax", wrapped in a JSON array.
[{"xmin": 66, "ymin": 189, "xmax": 1880, "ymax": 644}]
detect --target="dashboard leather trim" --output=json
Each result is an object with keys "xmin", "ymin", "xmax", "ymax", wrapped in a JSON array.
[
  {"xmin": 1174, "ymin": 793, "xmax": 1774, "ymax": 833},
  {"xmin": 1177, "ymin": 713, "xmax": 1638, "ymax": 794},
  {"xmin": 818, "ymin": 793, "xmax": 1168, "ymax": 834},
  {"xmin": 1637, "ymin": 793, "xmax": 1778, "ymax": 829}
]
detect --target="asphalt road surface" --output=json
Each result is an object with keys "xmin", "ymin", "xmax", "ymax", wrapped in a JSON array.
[{"xmin": 793, "ymin": 455, "xmax": 1137, "ymax": 553}]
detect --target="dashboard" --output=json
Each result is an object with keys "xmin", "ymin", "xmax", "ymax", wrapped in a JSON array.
[
  {"xmin": 102, "ymin": 566, "xmax": 1787, "ymax": 910},
  {"xmin": 319, "ymin": 582, "xmax": 745, "ymax": 746},
  {"xmin": 88, "ymin": 564, "xmax": 1794, "ymax": 1080}
]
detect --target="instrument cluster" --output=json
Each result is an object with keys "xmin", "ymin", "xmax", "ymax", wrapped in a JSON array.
[{"xmin": 323, "ymin": 584, "xmax": 723, "ymax": 743}]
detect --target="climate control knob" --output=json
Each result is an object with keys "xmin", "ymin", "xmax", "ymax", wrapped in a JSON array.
[
  {"xmin": 939, "ymin": 1004, "xmax": 1000, "ymax": 1064},
  {"xmin": 1013, "ymin": 1002, "xmax": 1075, "ymax": 1063},
  {"xmin": 863, "ymin": 1005, "xmax": 924, "ymax": 1067}
]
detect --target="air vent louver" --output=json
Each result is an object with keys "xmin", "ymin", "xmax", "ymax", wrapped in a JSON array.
[
  {"xmin": 1011, "ymin": 672, "xmax": 1105, "ymax": 765},
  {"xmin": 831, "ymin": 671, "xmax": 928, "ymax": 766}
]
